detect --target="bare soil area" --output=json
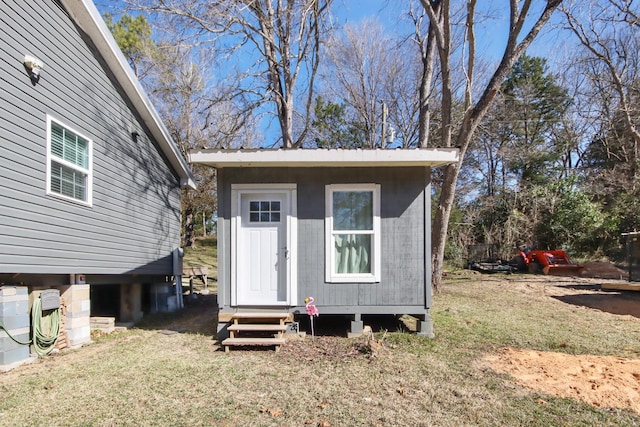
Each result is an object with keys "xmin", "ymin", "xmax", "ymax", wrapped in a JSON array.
[
  {"xmin": 485, "ymin": 347, "xmax": 640, "ymax": 414},
  {"xmin": 479, "ymin": 271, "xmax": 640, "ymax": 415}
]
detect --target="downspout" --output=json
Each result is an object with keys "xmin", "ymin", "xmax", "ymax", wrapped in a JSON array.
[{"xmin": 173, "ymin": 247, "xmax": 184, "ymax": 309}]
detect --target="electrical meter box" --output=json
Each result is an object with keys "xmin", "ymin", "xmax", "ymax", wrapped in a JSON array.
[{"xmin": 40, "ymin": 289, "xmax": 61, "ymax": 311}]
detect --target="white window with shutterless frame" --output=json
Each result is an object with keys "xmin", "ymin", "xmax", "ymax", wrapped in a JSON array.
[
  {"xmin": 45, "ymin": 115, "xmax": 93, "ymax": 206},
  {"xmin": 325, "ymin": 183, "xmax": 381, "ymax": 283}
]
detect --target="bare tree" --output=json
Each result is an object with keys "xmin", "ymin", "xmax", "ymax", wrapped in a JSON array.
[
  {"xmin": 316, "ymin": 14, "xmax": 439, "ymax": 149},
  {"xmin": 420, "ymin": 0, "xmax": 563, "ymax": 291},
  {"xmin": 562, "ymin": 0, "xmax": 640, "ymax": 239},
  {"xmin": 319, "ymin": 20, "xmax": 397, "ymax": 147},
  {"xmin": 562, "ymin": 0, "xmax": 640, "ymax": 180},
  {"xmin": 104, "ymin": 3, "xmax": 323, "ymax": 243},
  {"xmin": 132, "ymin": 0, "xmax": 333, "ymax": 148}
]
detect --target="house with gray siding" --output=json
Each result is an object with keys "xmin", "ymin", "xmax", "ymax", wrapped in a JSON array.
[
  {"xmin": 0, "ymin": 0, "xmax": 194, "ymax": 363},
  {"xmin": 189, "ymin": 148, "xmax": 458, "ymax": 339}
]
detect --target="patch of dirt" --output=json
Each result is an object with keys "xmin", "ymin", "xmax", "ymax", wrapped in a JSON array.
[
  {"xmin": 485, "ymin": 348, "xmax": 640, "ymax": 414},
  {"xmin": 581, "ymin": 261, "xmax": 628, "ymax": 280},
  {"xmin": 473, "ymin": 269, "xmax": 640, "ymax": 414},
  {"xmin": 277, "ymin": 336, "xmax": 374, "ymax": 362}
]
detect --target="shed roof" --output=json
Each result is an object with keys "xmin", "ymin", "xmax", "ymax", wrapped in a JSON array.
[
  {"xmin": 62, "ymin": 0, "xmax": 196, "ymax": 189},
  {"xmin": 189, "ymin": 148, "xmax": 460, "ymax": 168}
]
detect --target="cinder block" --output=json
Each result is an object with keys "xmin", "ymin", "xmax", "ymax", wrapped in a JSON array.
[
  {"xmin": 66, "ymin": 326, "xmax": 90, "ymax": 347},
  {"xmin": 90, "ymin": 317, "xmax": 115, "ymax": 327},
  {"xmin": 16, "ymin": 299, "xmax": 28, "ymax": 317},
  {"xmin": 0, "ymin": 287, "xmax": 16, "ymax": 297},
  {"xmin": 0, "ymin": 301, "xmax": 17, "ymax": 318},
  {"xmin": 90, "ymin": 317, "xmax": 115, "ymax": 334},
  {"xmin": 65, "ymin": 315, "xmax": 90, "ymax": 329},
  {"xmin": 0, "ymin": 290, "xmax": 29, "ymax": 318},
  {"xmin": 0, "ymin": 330, "xmax": 30, "ymax": 352},
  {"xmin": 0, "ymin": 326, "xmax": 29, "ymax": 340},
  {"xmin": 0, "ymin": 315, "xmax": 29, "ymax": 330},
  {"xmin": 0, "ymin": 346, "xmax": 30, "ymax": 366},
  {"xmin": 0, "ymin": 286, "xmax": 27, "ymax": 296},
  {"xmin": 60, "ymin": 284, "xmax": 90, "ymax": 303},
  {"xmin": 67, "ymin": 299, "xmax": 91, "ymax": 314},
  {"xmin": 66, "ymin": 308, "xmax": 90, "ymax": 319}
]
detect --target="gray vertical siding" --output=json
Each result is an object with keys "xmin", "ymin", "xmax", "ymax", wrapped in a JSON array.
[
  {"xmin": 218, "ymin": 167, "xmax": 431, "ymax": 310},
  {"xmin": 0, "ymin": 1, "xmax": 181, "ymax": 275}
]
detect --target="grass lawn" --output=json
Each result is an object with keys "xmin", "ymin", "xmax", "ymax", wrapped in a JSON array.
[
  {"xmin": 1, "ymin": 271, "xmax": 640, "ymax": 426},
  {"xmin": 183, "ymin": 237, "xmax": 217, "ymax": 273},
  {"xmin": 182, "ymin": 236, "xmax": 217, "ymax": 293}
]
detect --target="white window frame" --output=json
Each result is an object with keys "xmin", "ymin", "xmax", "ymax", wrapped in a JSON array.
[
  {"xmin": 325, "ymin": 183, "xmax": 381, "ymax": 283},
  {"xmin": 45, "ymin": 115, "xmax": 93, "ymax": 206}
]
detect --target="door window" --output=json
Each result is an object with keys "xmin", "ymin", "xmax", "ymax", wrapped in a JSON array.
[{"xmin": 249, "ymin": 200, "xmax": 281, "ymax": 223}]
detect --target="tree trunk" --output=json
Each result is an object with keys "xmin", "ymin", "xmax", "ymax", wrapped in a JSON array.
[
  {"xmin": 425, "ymin": 0, "xmax": 562, "ymax": 292},
  {"xmin": 202, "ymin": 210, "xmax": 206, "ymax": 237},
  {"xmin": 417, "ymin": 1, "xmax": 440, "ymax": 148},
  {"xmin": 184, "ymin": 208, "xmax": 195, "ymax": 248},
  {"xmin": 431, "ymin": 163, "xmax": 459, "ymax": 288}
]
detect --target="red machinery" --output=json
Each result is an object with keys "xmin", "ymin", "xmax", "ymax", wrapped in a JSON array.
[{"xmin": 517, "ymin": 250, "xmax": 584, "ymax": 276}]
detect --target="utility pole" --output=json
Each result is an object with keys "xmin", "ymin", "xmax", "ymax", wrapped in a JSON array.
[{"xmin": 381, "ymin": 101, "xmax": 388, "ymax": 148}]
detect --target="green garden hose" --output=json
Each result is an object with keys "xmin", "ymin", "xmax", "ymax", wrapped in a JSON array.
[
  {"xmin": 0, "ymin": 296, "xmax": 61, "ymax": 356},
  {"xmin": 31, "ymin": 297, "xmax": 61, "ymax": 356}
]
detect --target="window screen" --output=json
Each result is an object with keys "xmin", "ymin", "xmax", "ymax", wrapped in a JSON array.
[{"xmin": 47, "ymin": 117, "xmax": 92, "ymax": 204}]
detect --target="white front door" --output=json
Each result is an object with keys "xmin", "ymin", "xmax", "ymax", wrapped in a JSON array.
[{"xmin": 232, "ymin": 185, "xmax": 296, "ymax": 306}]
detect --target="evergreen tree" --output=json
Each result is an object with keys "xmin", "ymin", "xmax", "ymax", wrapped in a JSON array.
[{"xmin": 311, "ymin": 97, "xmax": 367, "ymax": 148}]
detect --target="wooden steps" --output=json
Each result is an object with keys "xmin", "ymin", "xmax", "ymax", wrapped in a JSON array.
[
  {"xmin": 222, "ymin": 337, "xmax": 287, "ymax": 348},
  {"xmin": 221, "ymin": 312, "xmax": 290, "ymax": 353},
  {"xmin": 228, "ymin": 324, "xmax": 288, "ymax": 332}
]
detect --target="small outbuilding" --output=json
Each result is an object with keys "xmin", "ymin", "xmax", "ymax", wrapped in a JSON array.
[{"xmin": 190, "ymin": 148, "xmax": 459, "ymax": 338}]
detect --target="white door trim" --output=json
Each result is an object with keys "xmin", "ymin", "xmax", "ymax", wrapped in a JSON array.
[{"xmin": 231, "ymin": 184, "xmax": 297, "ymax": 306}]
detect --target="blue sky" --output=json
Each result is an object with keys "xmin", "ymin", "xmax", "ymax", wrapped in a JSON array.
[
  {"xmin": 329, "ymin": 1, "xmax": 565, "ymax": 65},
  {"xmin": 338, "ymin": 0, "xmax": 400, "ymax": 22}
]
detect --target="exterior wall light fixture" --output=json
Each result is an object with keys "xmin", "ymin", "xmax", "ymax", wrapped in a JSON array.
[{"xmin": 24, "ymin": 54, "xmax": 44, "ymax": 85}]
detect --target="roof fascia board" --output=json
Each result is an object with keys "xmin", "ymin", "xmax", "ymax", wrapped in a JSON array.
[
  {"xmin": 189, "ymin": 148, "xmax": 460, "ymax": 168},
  {"xmin": 61, "ymin": 0, "xmax": 196, "ymax": 189}
]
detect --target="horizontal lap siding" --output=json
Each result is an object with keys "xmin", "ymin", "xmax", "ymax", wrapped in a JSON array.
[
  {"xmin": 220, "ymin": 167, "xmax": 429, "ymax": 308},
  {"xmin": 0, "ymin": 1, "xmax": 181, "ymax": 275}
]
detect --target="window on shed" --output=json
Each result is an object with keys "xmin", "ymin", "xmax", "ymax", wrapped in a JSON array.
[
  {"xmin": 46, "ymin": 116, "xmax": 92, "ymax": 205},
  {"xmin": 325, "ymin": 184, "xmax": 380, "ymax": 283}
]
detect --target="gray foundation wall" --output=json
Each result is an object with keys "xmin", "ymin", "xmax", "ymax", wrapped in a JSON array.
[{"xmin": 0, "ymin": 286, "xmax": 30, "ymax": 366}]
